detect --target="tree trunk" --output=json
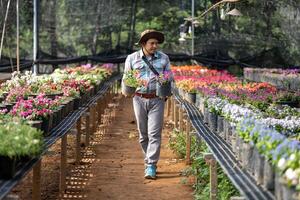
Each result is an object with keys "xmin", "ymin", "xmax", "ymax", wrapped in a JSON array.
[
  {"xmin": 91, "ymin": 0, "xmax": 102, "ymax": 55},
  {"xmin": 127, "ymin": 0, "xmax": 137, "ymax": 50}
]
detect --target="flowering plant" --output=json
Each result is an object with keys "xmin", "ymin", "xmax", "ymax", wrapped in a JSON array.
[
  {"xmin": 157, "ymin": 71, "xmax": 172, "ymax": 85},
  {"xmin": 0, "ymin": 120, "xmax": 43, "ymax": 158},
  {"xmin": 123, "ymin": 69, "xmax": 147, "ymax": 88},
  {"xmin": 10, "ymin": 95, "xmax": 57, "ymax": 120}
]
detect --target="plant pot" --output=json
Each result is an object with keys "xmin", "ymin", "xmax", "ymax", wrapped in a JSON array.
[
  {"xmin": 199, "ymin": 98, "xmax": 205, "ymax": 117},
  {"xmin": 263, "ymin": 159, "xmax": 275, "ymax": 191},
  {"xmin": 195, "ymin": 93, "xmax": 201, "ymax": 108},
  {"xmin": 275, "ymin": 172, "xmax": 283, "ymax": 200},
  {"xmin": 73, "ymin": 97, "xmax": 81, "ymax": 110},
  {"xmin": 0, "ymin": 156, "xmax": 17, "ymax": 179},
  {"xmin": 217, "ymin": 116, "xmax": 224, "ymax": 135},
  {"xmin": 27, "ymin": 120, "xmax": 43, "ymax": 130},
  {"xmin": 223, "ymin": 120, "xmax": 229, "ymax": 141},
  {"xmin": 203, "ymin": 106, "xmax": 209, "ymax": 124},
  {"xmin": 208, "ymin": 111, "xmax": 217, "ymax": 132},
  {"xmin": 4, "ymin": 103, "xmax": 14, "ymax": 112},
  {"xmin": 156, "ymin": 82, "xmax": 172, "ymax": 98},
  {"xmin": 235, "ymin": 135, "xmax": 243, "ymax": 161},
  {"xmin": 253, "ymin": 146, "xmax": 265, "ymax": 185},
  {"xmin": 276, "ymin": 100, "xmax": 299, "ymax": 108},
  {"xmin": 186, "ymin": 92, "xmax": 196, "ymax": 104},
  {"xmin": 41, "ymin": 114, "xmax": 53, "ymax": 136},
  {"xmin": 241, "ymin": 141, "xmax": 254, "ymax": 173},
  {"xmin": 45, "ymin": 92, "xmax": 63, "ymax": 100},
  {"xmin": 281, "ymin": 182, "xmax": 298, "ymax": 200},
  {"xmin": 121, "ymin": 83, "xmax": 136, "ymax": 97}
]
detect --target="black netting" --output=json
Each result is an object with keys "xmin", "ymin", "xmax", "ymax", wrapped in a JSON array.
[{"xmin": 1, "ymin": 0, "xmax": 300, "ymax": 72}]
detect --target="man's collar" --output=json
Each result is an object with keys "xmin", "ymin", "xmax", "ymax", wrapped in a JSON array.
[{"xmin": 139, "ymin": 49, "xmax": 160, "ymax": 59}]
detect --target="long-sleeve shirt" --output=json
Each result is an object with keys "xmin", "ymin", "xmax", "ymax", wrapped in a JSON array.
[{"xmin": 122, "ymin": 49, "xmax": 172, "ymax": 94}]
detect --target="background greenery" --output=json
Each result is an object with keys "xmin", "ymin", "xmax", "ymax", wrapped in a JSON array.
[{"xmin": 1, "ymin": 0, "xmax": 300, "ymax": 66}]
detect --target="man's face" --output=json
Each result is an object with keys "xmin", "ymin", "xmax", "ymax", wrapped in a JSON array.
[{"xmin": 143, "ymin": 38, "xmax": 159, "ymax": 55}]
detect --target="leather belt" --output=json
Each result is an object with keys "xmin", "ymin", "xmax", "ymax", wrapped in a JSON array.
[{"xmin": 135, "ymin": 92, "xmax": 157, "ymax": 99}]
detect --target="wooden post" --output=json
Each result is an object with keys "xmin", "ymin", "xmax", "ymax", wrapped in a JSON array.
[
  {"xmin": 171, "ymin": 98, "xmax": 174, "ymax": 122},
  {"xmin": 204, "ymin": 153, "xmax": 218, "ymax": 200},
  {"xmin": 97, "ymin": 98, "xmax": 102, "ymax": 124},
  {"xmin": 174, "ymin": 103, "xmax": 177, "ymax": 129},
  {"xmin": 165, "ymin": 98, "xmax": 168, "ymax": 117},
  {"xmin": 32, "ymin": 160, "xmax": 41, "ymax": 200},
  {"xmin": 186, "ymin": 119, "xmax": 191, "ymax": 165},
  {"xmin": 179, "ymin": 107, "xmax": 183, "ymax": 132},
  {"xmin": 60, "ymin": 134, "xmax": 67, "ymax": 194},
  {"xmin": 76, "ymin": 117, "xmax": 82, "ymax": 165},
  {"xmin": 85, "ymin": 112, "xmax": 90, "ymax": 146},
  {"xmin": 89, "ymin": 106, "xmax": 94, "ymax": 134}
]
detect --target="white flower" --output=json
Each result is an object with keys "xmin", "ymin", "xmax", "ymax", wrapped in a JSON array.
[
  {"xmin": 32, "ymin": 139, "xmax": 39, "ymax": 144},
  {"xmin": 289, "ymin": 153, "xmax": 296, "ymax": 161},
  {"xmin": 285, "ymin": 168, "xmax": 297, "ymax": 181},
  {"xmin": 277, "ymin": 158, "xmax": 286, "ymax": 170}
]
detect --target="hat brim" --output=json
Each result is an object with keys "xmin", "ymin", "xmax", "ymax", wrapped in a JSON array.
[{"xmin": 137, "ymin": 31, "xmax": 164, "ymax": 45}]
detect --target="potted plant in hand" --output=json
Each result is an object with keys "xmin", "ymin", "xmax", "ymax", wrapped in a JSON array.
[
  {"xmin": 0, "ymin": 120, "xmax": 43, "ymax": 179},
  {"xmin": 122, "ymin": 70, "xmax": 146, "ymax": 97},
  {"xmin": 156, "ymin": 71, "xmax": 172, "ymax": 98}
]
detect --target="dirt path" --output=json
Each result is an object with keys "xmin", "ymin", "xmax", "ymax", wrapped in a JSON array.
[{"xmin": 83, "ymin": 97, "xmax": 193, "ymax": 200}]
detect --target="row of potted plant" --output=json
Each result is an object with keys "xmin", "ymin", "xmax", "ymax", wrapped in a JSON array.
[
  {"xmin": 244, "ymin": 67, "xmax": 300, "ymax": 91},
  {"xmin": 0, "ymin": 64, "xmax": 116, "ymax": 179},
  {"xmin": 172, "ymin": 65, "xmax": 300, "ymax": 199}
]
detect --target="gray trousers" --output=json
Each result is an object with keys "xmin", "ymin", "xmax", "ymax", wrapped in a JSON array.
[{"xmin": 133, "ymin": 96, "xmax": 165, "ymax": 165}]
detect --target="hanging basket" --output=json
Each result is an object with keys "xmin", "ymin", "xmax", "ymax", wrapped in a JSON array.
[{"xmin": 156, "ymin": 81, "xmax": 172, "ymax": 98}]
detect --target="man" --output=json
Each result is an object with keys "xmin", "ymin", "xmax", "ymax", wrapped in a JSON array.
[{"xmin": 122, "ymin": 29, "xmax": 172, "ymax": 179}]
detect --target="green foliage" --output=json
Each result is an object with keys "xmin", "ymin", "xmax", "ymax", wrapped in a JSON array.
[
  {"xmin": 2, "ymin": 0, "xmax": 300, "ymax": 66},
  {"xmin": 169, "ymin": 129, "xmax": 239, "ymax": 199},
  {"xmin": 0, "ymin": 119, "xmax": 44, "ymax": 158}
]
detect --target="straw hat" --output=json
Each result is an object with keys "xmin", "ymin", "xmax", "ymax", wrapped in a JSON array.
[{"xmin": 137, "ymin": 29, "xmax": 164, "ymax": 45}]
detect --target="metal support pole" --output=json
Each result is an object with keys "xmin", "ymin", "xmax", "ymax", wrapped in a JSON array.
[
  {"xmin": 191, "ymin": 0, "xmax": 195, "ymax": 57},
  {"xmin": 32, "ymin": 160, "xmax": 41, "ymax": 200},
  {"xmin": 171, "ymin": 98, "xmax": 174, "ymax": 122},
  {"xmin": 16, "ymin": 0, "xmax": 20, "ymax": 72},
  {"xmin": 76, "ymin": 117, "xmax": 82, "ymax": 165},
  {"xmin": 60, "ymin": 134, "xmax": 67, "ymax": 194},
  {"xmin": 33, "ymin": 0, "xmax": 40, "ymax": 74},
  {"xmin": 186, "ymin": 119, "xmax": 191, "ymax": 165},
  {"xmin": 204, "ymin": 153, "xmax": 218, "ymax": 200}
]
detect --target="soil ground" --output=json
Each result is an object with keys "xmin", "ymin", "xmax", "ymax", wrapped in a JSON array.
[{"xmin": 11, "ymin": 96, "xmax": 193, "ymax": 200}]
